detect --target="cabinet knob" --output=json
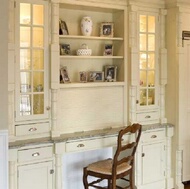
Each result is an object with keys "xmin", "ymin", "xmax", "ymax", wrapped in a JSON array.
[
  {"xmin": 32, "ymin": 152, "xmax": 40, "ymax": 157},
  {"xmin": 142, "ymin": 153, "xmax": 145, "ymax": 157},
  {"xmin": 136, "ymin": 100, "xmax": 139, "ymax": 104},
  {"xmin": 77, "ymin": 144, "xmax": 85, "ymax": 148},
  {"xmin": 145, "ymin": 115, "xmax": 151, "ymax": 119},
  {"xmin": 151, "ymin": 135, "xmax": 157, "ymax": 138},
  {"xmin": 46, "ymin": 106, "xmax": 51, "ymax": 111},
  {"xmin": 29, "ymin": 127, "xmax": 37, "ymax": 132}
]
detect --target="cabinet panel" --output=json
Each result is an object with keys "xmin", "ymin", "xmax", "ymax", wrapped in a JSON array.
[
  {"xmin": 141, "ymin": 142, "xmax": 165, "ymax": 184},
  {"xmin": 18, "ymin": 161, "xmax": 53, "ymax": 189}
]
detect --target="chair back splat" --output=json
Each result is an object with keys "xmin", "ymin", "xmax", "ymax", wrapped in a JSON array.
[{"xmin": 83, "ymin": 123, "xmax": 142, "ymax": 189}]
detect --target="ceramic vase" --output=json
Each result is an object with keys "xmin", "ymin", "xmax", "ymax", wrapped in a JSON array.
[{"xmin": 81, "ymin": 16, "xmax": 93, "ymax": 36}]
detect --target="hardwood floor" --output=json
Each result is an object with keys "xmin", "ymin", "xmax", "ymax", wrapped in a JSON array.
[{"xmin": 184, "ymin": 182, "xmax": 190, "ymax": 189}]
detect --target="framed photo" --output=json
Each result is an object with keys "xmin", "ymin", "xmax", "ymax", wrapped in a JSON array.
[
  {"xmin": 79, "ymin": 71, "xmax": 88, "ymax": 83},
  {"xmin": 89, "ymin": 71, "xmax": 104, "ymax": 82},
  {"xmin": 60, "ymin": 44, "xmax": 70, "ymax": 55},
  {"xmin": 59, "ymin": 19, "xmax": 69, "ymax": 35},
  {"xmin": 104, "ymin": 65, "xmax": 117, "ymax": 82},
  {"xmin": 100, "ymin": 22, "xmax": 114, "ymax": 37},
  {"xmin": 60, "ymin": 66, "xmax": 71, "ymax": 83},
  {"xmin": 104, "ymin": 44, "xmax": 113, "ymax": 56}
]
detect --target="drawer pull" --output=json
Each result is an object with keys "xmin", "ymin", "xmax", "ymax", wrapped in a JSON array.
[
  {"xmin": 151, "ymin": 135, "xmax": 157, "ymax": 138},
  {"xmin": 77, "ymin": 144, "xmax": 85, "ymax": 148},
  {"xmin": 145, "ymin": 115, "xmax": 151, "ymax": 119},
  {"xmin": 32, "ymin": 152, "xmax": 40, "ymax": 157},
  {"xmin": 29, "ymin": 127, "xmax": 37, "ymax": 132},
  {"xmin": 142, "ymin": 153, "xmax": 145, "ymax": 157}
]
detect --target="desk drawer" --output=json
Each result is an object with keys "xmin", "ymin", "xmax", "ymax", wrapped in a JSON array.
[
  {"xmin": 66, "ymin": 136, "xmax": 118, "ymax": 153},
  {"xmin": 18, "ymin": 146, "xmax": 53, "ymax": 163},
  {"xmin": 141, "ymin": 130, "xmax": 165, "ymax": 143}
]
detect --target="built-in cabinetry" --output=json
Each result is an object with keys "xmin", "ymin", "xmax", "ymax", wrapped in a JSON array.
[
  {"xmin": 50, "ymin": 0, "xmax": 128, "ymax": 136},
  {"xmin": 9, "ymin": 144, "xmax": 54, "ymax": 189},
  {"xmin": 129, "ymin": 2, "xmax": 167, "ymax": 125},
  {"xmin": 135, "ymin": 127, "xmax": 174, "ymax": 189},
  {"xmin": 7, "ymin": 0, "xmax": 175, "ymax": 189},
  {"xmin": 9, "ymin": 0, "xmax": 50, "ymax": 141}
]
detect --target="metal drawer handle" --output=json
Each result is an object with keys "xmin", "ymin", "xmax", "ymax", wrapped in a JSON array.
[
  {"xmin": 77, "ymin": 144, "xmax": 85, "ymax": 148},
  {"xmin": 151, "ymin": 135, "xmax": 157, "ymax": 138},
  {"xmin": 145, "ymin": 115, "xmax": 151, "ymax": 119},
  {"xmin": 32, "ymin": 152, "xmax": 40, "ymax": 157},
  {"xmin": 29, "ymin": 127, "xmax": 37, "ymax": 132}
]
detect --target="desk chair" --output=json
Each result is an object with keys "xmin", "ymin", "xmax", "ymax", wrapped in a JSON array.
[{"xmin": 83, "ymin": 123, "xmax": 142, "ymax": 189}]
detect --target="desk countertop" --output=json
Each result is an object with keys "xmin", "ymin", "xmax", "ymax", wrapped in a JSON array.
[{"xmin": 9, "ymin": 123, "xmax": 174, "ymax": 149}]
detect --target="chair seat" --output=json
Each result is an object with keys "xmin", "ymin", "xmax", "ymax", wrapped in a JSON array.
[{"xmin": 87, "ymin": 158, "xmax": 131, "ymax": 175}]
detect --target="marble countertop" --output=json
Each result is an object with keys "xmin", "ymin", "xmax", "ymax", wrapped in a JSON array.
[{"xmin": 9, "ymin": 123, "xmax": 174, "ymax": 149}]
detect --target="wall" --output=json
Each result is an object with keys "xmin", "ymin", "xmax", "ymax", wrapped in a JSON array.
[{"xmin": 0, "ymin": 0, "xmax": 8, "ymax": 130}]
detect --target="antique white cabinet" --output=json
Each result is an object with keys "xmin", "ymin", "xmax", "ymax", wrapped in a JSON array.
[
  {"xmin": 9, "ymin": 144, "xmax": 54, "ymax": 189},
  {"xmin": 9, "ymin": 0, "xmax": 51, "ymax": 140},
  {"xmin": 135, "ymin": 127, "xmax": 174, "ymax": 189},
  {"xmin": 129, "ymin": 1, "xmax": 167, "ymax": 125}
]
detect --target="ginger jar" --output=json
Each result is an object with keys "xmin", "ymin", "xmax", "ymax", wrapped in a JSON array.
[{"xmin": 81, "ymin": 16, "xmax": 93, "ymax": 36}]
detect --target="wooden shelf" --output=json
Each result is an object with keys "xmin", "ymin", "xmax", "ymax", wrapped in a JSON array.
[
  {"xmin": 59, "ymin": 81, "xmax": 125, "ymax": 88},
  {"xmin": 60, "ymin": 55, "xmax": 123, "ymax": 59},
  {"xmin": 59, "ymin": 35, "xmax": 124, "ymax": 41}
]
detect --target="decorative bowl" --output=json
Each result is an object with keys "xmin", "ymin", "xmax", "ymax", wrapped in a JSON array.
[{"xmin": 77, "ymin": 44, "xmax": 92, "ymax": 56}]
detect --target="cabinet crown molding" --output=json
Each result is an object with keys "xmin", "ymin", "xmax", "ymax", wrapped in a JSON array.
[{"xmin": 128, "ymin": 0, "xmax": 165, "ymax": 8}]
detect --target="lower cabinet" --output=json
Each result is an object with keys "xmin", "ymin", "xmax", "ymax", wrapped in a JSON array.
[
  {"xmin": 135, "ymin": 127, "xmax": 173, "ymax": 189},
  {"xmin": 18, "ymin": 161, "xmax": 53, "ymax": 189},
  {"xmin": 9, "ymin": 144, "xmax": 54, "ymax": 189}
]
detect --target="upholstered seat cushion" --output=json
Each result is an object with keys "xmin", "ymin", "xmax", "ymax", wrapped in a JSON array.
[{"xmin": 87, "ymin": 158, "xmax": 131, "ymax": 175}]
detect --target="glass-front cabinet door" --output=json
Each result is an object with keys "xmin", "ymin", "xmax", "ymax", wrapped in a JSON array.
[
  {"xmin": 138, "ymin": 13, "xmax": 158, "ymax": 109},
  {"xmin": 15, "ymin": 0, "xmax": 48, "ymax": 121}
]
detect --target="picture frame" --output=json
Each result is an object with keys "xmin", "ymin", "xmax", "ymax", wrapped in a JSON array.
[
  {"xmin": 60, "ymin": 44, "xmax": 70, "ymax": 55},
  {"xmin": 104, "ymin": 65, "xmax": 117, "ymax": 82},
  {"xmin": 59, "ymin": 19, "xmax": 69, "ymax": 35},
  {"xmin": 89, "ymin": 71, "xmax": 104, "ymax": 82},
  {"xmin": 79, "ymin": 71, "xmax": 88, "ymax": 83},
  {"xmin": 104, "ymin": 44, "xmax": 113, "ymax": 56},
  {"xmin": 60, "ymin": 66, "xmax": 71, "ymax": 83},
  {"xmin": 100, "ymin": 22, "xmax": 114, "ymax": 37}
]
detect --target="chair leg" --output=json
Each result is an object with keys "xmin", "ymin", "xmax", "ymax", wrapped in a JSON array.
[
  {"xmin": 130, "ymin": 169, "xmax": 134, "ymax": 189},
  {"xmin": 83, "ymin": 167, "xmax": 89, "ymax": 189}
]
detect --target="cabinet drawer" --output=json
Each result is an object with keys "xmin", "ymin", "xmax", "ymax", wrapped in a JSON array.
[
  {"xmin": 66, "ymin": 136, "xmax": 118, "ymax": 153},
  {"xmin": 16, "ymin": 123, "xmax": 50, "ymax": 136},
  {"xmin": 141, "ymin": 130, "xmax": 165, "ymax": 143},
  {"xmin": 18, "ymin": 146, "xmax": 53, "ymax": 163},
  {"xmin": 136, "ymin": 111, "xmax": 159, "ymax": 122},
  {"xmin": 66, "ymin": 134, "xmax": 132, "ymax": 153}
]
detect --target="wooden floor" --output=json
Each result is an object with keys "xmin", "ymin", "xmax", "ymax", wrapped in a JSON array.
[{"xmin": 184, "ymin": 182, "xmax": 190, "ymax": 189}]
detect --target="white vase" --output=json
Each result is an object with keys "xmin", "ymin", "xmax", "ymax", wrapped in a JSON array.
[{"xmin": 81, "ymin": 16, "xmax": 93, "ymax": 36}]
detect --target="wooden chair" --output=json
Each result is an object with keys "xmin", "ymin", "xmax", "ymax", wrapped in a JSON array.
[{"xmin": 83, "ymin": 123, "xmax": 142, "ymax": 189}]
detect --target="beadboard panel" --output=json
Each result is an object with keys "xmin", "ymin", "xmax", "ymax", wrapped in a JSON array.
[
  {"xmin": 0, "ymin": 130, "xmax": 8, "ymax": 189},
  {"xmin": 57, "ymin": 86, "xmax": 124, "ymax": 133}
]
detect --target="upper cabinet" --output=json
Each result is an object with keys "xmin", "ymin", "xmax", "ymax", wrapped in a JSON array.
[
  {"xmin": 129, "ymin": 4, "xmax": 167, "ymax": 125},
  {"xmin": 15, "ymin": 0, "xmax": 49, "ymax": 122}
]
